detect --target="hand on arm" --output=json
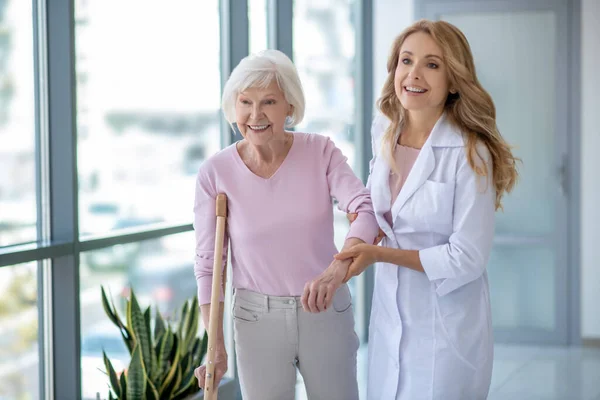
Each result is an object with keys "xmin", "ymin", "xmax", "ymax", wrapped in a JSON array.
[{"xmin": 301, "ymin": 237, "xmax": 364, "ymax": 313}]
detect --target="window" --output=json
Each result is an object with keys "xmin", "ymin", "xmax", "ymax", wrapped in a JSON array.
[
  {"xmin": 0, "ymin": 0, "xmax": 36, "ymax": 247},
  {"xmin": 75, "ymin": 0, "xmax": 222, "ymax": 237},
  {"xmin": 249, "ymin": 0, "xmax": 269, "ymax": 54},
  {"xmin": 0, "ymin": 262, "xmax": 40, "ymax": 399}
]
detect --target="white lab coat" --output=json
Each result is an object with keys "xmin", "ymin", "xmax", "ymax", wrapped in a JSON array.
[{"xmin": 366, "ymin": 113, "xmax": 495, "ymax": 400}]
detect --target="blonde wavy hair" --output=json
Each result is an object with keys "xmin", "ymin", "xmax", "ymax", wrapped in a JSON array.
[{"xmin": 377, "ymin": 19, "xmax": 519, "ymax": 210}]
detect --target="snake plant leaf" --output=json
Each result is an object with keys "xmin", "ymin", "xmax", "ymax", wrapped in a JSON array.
[
  {"xmin": 145, "ymin": 376, "xmax": 160, "ymax": 400},
  {"xmin": 177, "ymin": 301, "xmax": 189, "ymax": 343},
  {"xmin": 143, "ymin": 306, "xmax": 157, "ymax": 374},
  {"xmin": 154, "ymin": 308, "xmax": 166, "ymax": 344},
  {"xmin": 119, "ymin": 369, "xmax": 127, "ymax": 400},
  {"xmin": 181, "ymin": 298, "xmax": 199, "ymax": 355},
  {"xmin": 126, "ymin": 343, "xmax": 147, "ymax": 399},
  {"xmin": 101, "ymin": 286, "xmax": 134, "ymax": 354},
  {"xmin": 159, "ymin": 335, "xmax": 180, "ymax": 394},
  {"xmin": 102, "ymin": 351, "xmax": 121, "ymax": 398},
  {"xmin": 172, "ymin": 367, "xmax": 196, "ymax": 398},
  {"xmin": 156, "ymin": 327, "xmax": 175, "ymax": 386},
  {"xmin": 198, "ymin": 331, "xmax": 208, "ymax": 365},
  {"xmin": 127, "ymin": 291, "xmax": 153, "ymax": 375}
]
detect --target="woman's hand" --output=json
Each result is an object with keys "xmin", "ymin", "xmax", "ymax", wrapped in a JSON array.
[
  {"xmin": 301, "ymin": 259, "xmax": 349, "ymax": 313},
  {"xmin": 346, "ymin": 213, "xmax": 386, "ymax": 245},
  {"xmin": 335, "ymin": 243, "xmax": 380, "ymax": 283},
  {"xmin": 194, "ymin": 347, "xmax": 228, "ymax": 391}
]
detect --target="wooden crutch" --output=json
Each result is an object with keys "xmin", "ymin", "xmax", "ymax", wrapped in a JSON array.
[{"xmin": 204, "ymin": 193, "xmax": 228, "ymax": 400}]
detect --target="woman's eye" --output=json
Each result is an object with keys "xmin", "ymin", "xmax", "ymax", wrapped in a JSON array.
[
  {"xmin": 264, "ymin": 99, "xmax": 276, "ymax": 105},
  {"xmin": 402, "ymin": 58, "xmax": 411, "ymax": 65},
  {"xmin": 428, "ymin": 63, "xmax": 439, "ymax": 69},
  {"xmin": 240, "ymin": 99, "xmax": 250, "ymax": 105}
]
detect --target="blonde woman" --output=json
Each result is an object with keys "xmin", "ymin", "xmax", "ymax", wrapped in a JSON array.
[{"xmin": 337, "ymin": 20, "xmax": 519, "ymax": 399}]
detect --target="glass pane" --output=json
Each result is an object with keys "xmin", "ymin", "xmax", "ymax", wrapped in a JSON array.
[
  {"xmin": 75, "ymin": 0, "xmax": 222, "ymax": 237},
  {"xmin": 0, "ymin": 262, "xmax": 40, "ymax": 399},
  {"xmin": 442, "ymin": 11, "xmax": 559, "ymax": 335},
  {"xmin": 80, "ymin": 232, "xmax": 218, "ymax": 398},
  {"xmin": 249, "ymin": 0, "xmax": 269, "ymax": 54},
  {"xmin": 488, "ymin": 246, "xmax": 555, "ymax": 330},
  {"xmin": 0, "ymin": 0, "xmax": 36, "ymax": 247},
  {"xmin": 293, "ymin": 0, "xmax": 357, "ymax": 170},
  {"xmin": 442, "ymin": 11, "xmax": 557, "ymax": 236}
]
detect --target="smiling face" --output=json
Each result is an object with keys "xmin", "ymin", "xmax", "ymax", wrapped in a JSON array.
[
  {"xmin": 235, "ymin": 80, "xmax": 292, "ymax": 145},
  {"xmin": 394, "ymin": 31, "xmax": 451, "ymax": 114}
]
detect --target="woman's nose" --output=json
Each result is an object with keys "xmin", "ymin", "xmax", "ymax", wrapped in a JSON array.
[{"xmin": 250, "ymin": 105, "xmax": 263, "ymax": 119}]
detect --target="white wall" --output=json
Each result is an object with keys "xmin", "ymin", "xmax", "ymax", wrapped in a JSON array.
[
  {"xmin": 581, "ymin": 0, "xmax": 600, "ymax": 339},
  {"xmin": 372, "ymin": 0, "xmax": 600, "ymax": 339}
]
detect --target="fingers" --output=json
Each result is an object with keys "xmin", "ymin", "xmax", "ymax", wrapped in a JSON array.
[
  {"xmin": 346, "ymin": 213, "xmax": 358, "ymax": 223},
  {"xmin": 374, "ymin": 229, "xmax": 385, "ymax": 245},
  {"xmin": 316, "ymin": 285, "xmax": 327, "ymax": 312},
  {"xmin": 301, "ymin": 282, "xmax": 310, "ymax": 311},
  {"xmin": 194, "ymin": 365, "xmax": 206, "ymax": 388},
  {"xmin": 196, "ymin": 360, "xmax": 228, "ymax": 391},
  {"xmin": 306, "ymin": 281, "xmax": 318, "ymax": 313},
  {"xmin": 334, "ymin": 250, "xmax": 354, "ymax": 261}
]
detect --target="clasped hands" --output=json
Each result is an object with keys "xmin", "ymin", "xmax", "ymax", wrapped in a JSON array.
[{"xmin": 301, "ymin": 213, "xmax": 384, "ymax": 314}]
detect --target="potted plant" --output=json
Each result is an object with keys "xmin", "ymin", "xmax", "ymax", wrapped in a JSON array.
[{"xmin": 100, "ymin": 286, "xmax": 208, "ymax": 399}]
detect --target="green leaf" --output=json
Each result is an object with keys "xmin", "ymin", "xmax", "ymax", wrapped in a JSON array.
[
  {"xmin": 126, "ymin": 343, "xmax": 147, "ymax": 399},
  {"xmin": 159, "ymin": 336, "xmax": 180, "ymax": 394},
  {"xmin": 101, "ymin": 286, "xmax": 122, "ymax": 329},
  {"xmin": 119, "ymin": 372, "xmax": 128, "ymax": 400},
  {"xmin": 181, "ymin": 298, "xmax": 199, "ymax": 356},
  {"xmin": 177, "ymin": 301, "xmax": 189, "ymax": 343},
  {"xmin": 108, "ymin": 390, "xmax": 115, "ymax": 400},
  {"xmin": 180, "ymin": 352, "xmax": 192, "ymax": 381},
  {"xmin": 154, "ymin": 309, "xmax": 166, "ymax": 344},
  {"xmin": 145, "ymin": 376, "xmax": 160, "ymax": 400},
  {"xmin": 102, "ymin": 351, "xmax": 121, "ymax": 398},
  {"xmin": 127, "ymin": 291, "xmax": 153, "ymax": 375},
  {"xmin": 156, "ymin": 328, "xmax": 175, "ymax": 386},
  {"xmin": 143, "ymin": 306, "xmax": 157, "ymax": 374},
  {"xmin": 172, "ymin": 368, "xmax": 196, "ymax": 398},
  {"xmin": 198, "ymin": 331, "xmax": 208, "ymax": 365}
]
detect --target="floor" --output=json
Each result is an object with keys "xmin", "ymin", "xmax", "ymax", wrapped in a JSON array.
[{"xmin": 294, "ymin": 344, "xmax": 600, "ymax": 400}]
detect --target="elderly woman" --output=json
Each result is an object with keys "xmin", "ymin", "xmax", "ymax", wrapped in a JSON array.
[{"xmin": 192, "ymin": 49, "xmax": 378, "ymax": 400}]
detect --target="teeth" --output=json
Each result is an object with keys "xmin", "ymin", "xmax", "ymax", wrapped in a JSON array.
[
  {"xmin": 249, "ymin": 125, "xmax": 268, "ymax": 130},
  {"xmin": 406, "ymin": 86, "xmax": 426, "ymax": 93}
]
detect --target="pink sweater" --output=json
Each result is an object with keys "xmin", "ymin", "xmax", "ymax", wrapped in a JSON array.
[{"xmin": 193, "ymin": 132, "xmax": 379, "ymax": 305}]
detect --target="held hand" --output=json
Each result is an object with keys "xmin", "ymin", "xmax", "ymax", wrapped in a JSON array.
[
  {"xmin": 335, "ymin": 244, "xmax": 380, "ymax": 283},
  {"xmin": 301, "ymin": 259, "xmax": 349, "ymax": 313},
  {"xmin": 346, "ymin": 213, "xmax": 386, "ymax": 245},
  {"xmin": 194, "ymin": 348, "xmax": 228, "ymax": 391}
]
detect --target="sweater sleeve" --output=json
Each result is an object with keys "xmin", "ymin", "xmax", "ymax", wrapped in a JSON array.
[
  {"xmin": 193, "ymin": 166, "xmax": 228, "ymax": 305},
  {"xmin": 323, "ymin": 137, "xmax": 379, "ymax": 244}
]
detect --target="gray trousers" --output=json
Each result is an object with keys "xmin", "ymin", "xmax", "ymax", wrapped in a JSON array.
[{"xmin": 232, "ymin": 284, "xmax": 360, "ymax": 400}]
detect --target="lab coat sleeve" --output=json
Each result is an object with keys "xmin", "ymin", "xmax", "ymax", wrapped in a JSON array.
[
  {"xmin": 193, "ymin": 166, "xmax": 228, "ymax": 305},
  {"xmin": 419, "ymin": 145, "xmax": 496, "ymax": 297},
  {"xmin": 323, "ymin": 137, "xmax": 379, "ymax": 245}
]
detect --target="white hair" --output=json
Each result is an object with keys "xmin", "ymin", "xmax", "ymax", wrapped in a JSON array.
[{"xmin": 221, "ymin": 49, "xmax": 305, "ymax": 128}]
